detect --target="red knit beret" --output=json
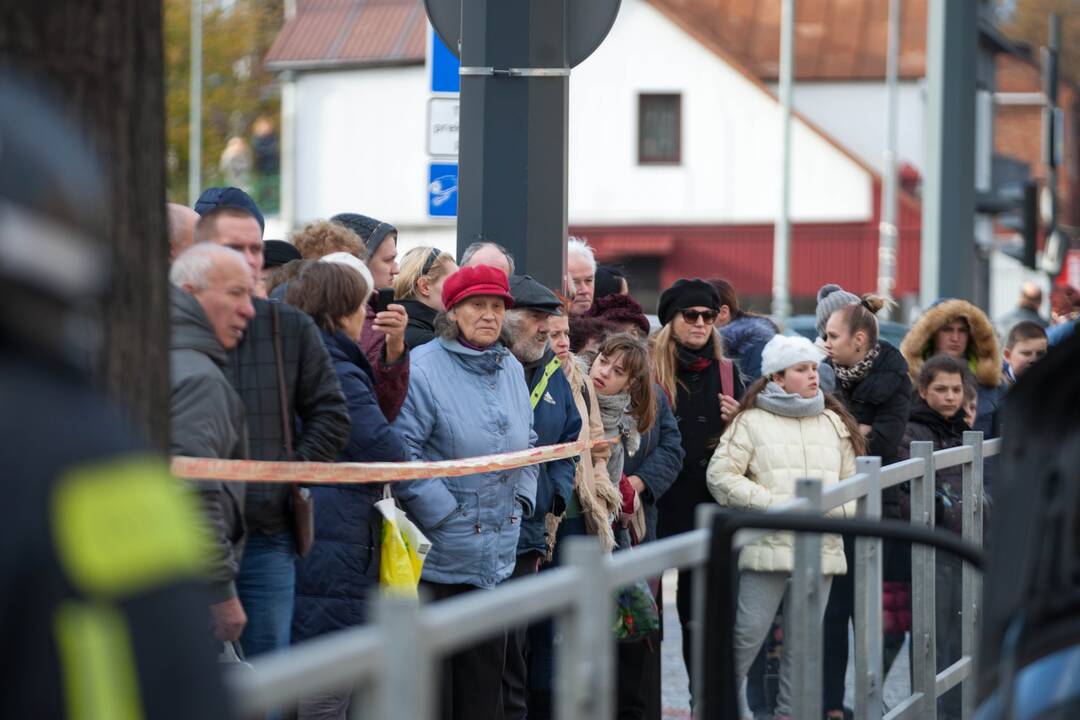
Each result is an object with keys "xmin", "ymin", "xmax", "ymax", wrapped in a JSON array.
[{"xmin": 441, "ymin": 264, "xmax": 516, "ymax": 311}]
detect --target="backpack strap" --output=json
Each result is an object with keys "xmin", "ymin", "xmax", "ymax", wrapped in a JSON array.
[{"xmin": 719, "ymin": 358, "xmax": 735, "ymax": 397}]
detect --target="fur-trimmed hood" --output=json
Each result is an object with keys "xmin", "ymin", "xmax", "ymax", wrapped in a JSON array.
[{"xmin": 900, "ymin": 299, "xmax": 1002, "ymax": 388}]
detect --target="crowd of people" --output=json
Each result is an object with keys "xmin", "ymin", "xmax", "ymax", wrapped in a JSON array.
[{"xmin": 163, "ymin": 184, "xmax": 1063, "ymax": 720}]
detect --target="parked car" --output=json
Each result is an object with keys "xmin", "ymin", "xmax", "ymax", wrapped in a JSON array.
[{"xmin": 781, "ymin": 314, "xmax": 908, "ymax": 347}]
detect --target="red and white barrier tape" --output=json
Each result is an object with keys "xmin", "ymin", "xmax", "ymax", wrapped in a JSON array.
[{"xmin": 171, "ymin": 438, "xmax": 607, "ymax": 485}]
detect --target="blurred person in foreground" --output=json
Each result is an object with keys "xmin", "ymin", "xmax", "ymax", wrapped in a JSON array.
[
  {"xmin": 0, "ymin": 73, "xmax": 232, "ymax": 719},
  {"xmin": 194, "ymin": 189, "xmax": 350, "ymax": 663},
  {"xmin": 392, "ymin": 265, "xmax": 538, "ymax": 720},
  {"xmin": 169, "ymin": 244, "xmax": 257, "ymax": 643},
  {"xmin": 394, "ymin": 246, "xmax": 459, "ymax": 348}
]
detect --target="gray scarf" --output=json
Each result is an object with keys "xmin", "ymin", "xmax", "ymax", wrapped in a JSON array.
[
  {"xmin": 754, "ymin": 382, "xmax": 825, "ymax": 418},
  {"xmin": 596, "ymin": 391, "xmax": 641, "ymax": 456}
]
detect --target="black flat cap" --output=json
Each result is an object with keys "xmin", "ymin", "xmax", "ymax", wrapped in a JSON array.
[{"xmin": 509, "ymin": 274, "xmax": 562, "ymax": 316}]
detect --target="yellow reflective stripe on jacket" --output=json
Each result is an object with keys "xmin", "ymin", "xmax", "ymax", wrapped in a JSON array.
[
  {"xmin": 529, "ymin": 356, "xmax": 563, "ymax": 410},
  {"xmin": 51, "ymin": 455, "xmax": 209, "ymax": 597},
  {"xmin": 54, "ymin": 601, "xmax": 144, "ymax": 720}
]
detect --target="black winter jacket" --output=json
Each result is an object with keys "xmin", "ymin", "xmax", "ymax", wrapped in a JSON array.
[
  {"xmin": 228, "ymin": 298, "xmax": 349, "ymax": 535},
  {"xmin": 658, "ymin": 343, "xmax": 745, "ymax": 538},
  {"xmin": 399, "ymin": 298, "xmax": 439, "ymax": 350},
  {"xmin": 897, "ymin": 400, "xmax": 973, "ymax": 534},
  {"xmin": 827, "ymin": 341, "xmax": 911, "ymax": 466}
]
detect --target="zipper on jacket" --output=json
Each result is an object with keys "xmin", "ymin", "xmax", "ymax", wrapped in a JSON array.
[{"xmin": 799, "ymin": 418, "xmax": 809, "ymax": 479}]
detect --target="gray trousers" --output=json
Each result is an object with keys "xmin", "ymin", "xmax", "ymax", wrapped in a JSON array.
[
  {"xmin": 734, "ymin": 570, "xmax": 834, "ymax": 718},
  {"xmin": 299, "ymin": 687, "xmax": 354, "ymax": 720}
]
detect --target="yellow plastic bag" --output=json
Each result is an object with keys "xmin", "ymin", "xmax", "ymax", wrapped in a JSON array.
[{"xmin": 375, "ymin": 489, "xmax": 430, "ymax": 596}]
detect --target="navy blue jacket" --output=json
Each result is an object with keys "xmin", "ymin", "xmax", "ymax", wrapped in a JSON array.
[
  {"xmin": 293, "ymin": 330, "xmax": 407, "ymax": 643},
  {"xmin": 623, "ymin": 387, "xmax": 685, "ymax": 543},
  {"xmin": 517, "ymin": 350, "xmax": 582, "ymax": 556}
]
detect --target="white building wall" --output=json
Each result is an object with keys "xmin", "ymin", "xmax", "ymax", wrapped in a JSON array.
[
  {"xmin": 291, "ymin": 66, "xmax": 458, "ymax": 256},
  {"xmin": 282, "ymin": 0, "xmax": 876, "ymax": 258},
  {"xmin": 767, "ymin": 81, "xmax": 926, "ymax": 177},
  {"xmin": 568, "ymin": 0, "xmax": 874, "ymax": 224}
]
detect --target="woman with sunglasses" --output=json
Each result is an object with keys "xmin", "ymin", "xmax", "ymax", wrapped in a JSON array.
[
  {"xmin": 393, "ymin": 246, "xmax": 458, "ymax": 349},
  {"xmin": 651, "ymin": 279, "xmax": 745, "ymax": 699}
]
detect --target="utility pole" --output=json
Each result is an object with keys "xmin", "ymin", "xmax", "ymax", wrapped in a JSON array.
[
  {"xmin": 920, "ymin": 0, "xmax": 978, "ymax": 308},
  {"xmin": 772, "ymin": 0, "xmax": 795, "ymax": 321},
  {"xmin": 1039, "ymin": 14, "xmax": 1063, "ymax": 275},
  {"xmin": 877, "ymin": 0, "xmax": 901, "ymax": 318},
  {"xmin": 188, "ymin": 0, "xmax": 203, "ymax": 205}
]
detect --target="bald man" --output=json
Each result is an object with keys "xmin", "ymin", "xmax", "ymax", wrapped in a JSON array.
[
  {"xmin": 168, "ymin": 203, "xmax": 200, "ymax": 261},
  {"xmin": 996, "ymin": 280, "xmax": 1049, "ymax": 339}
]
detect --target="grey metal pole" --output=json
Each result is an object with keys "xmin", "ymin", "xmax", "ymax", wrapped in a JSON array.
[
  {"xmin": 772, "ymin": 0, "xmax": 795, "ymax": 321},
  {"xmin": 960, "ymin": 432, "xmax": 985, "ymax": 720},
  {"xmin": 279, "ymin": 70, "xmax": 297, "ymax": 232},
  {"xmin": 188, "ymin": 0, "xmax": 203, "ymax": 205},
  {"xmin": 877, "ymin": 0, "xmax": 901, "ymax": 318},
  {"xmin": 920, "ymin": 0, "xmax": 978, "ymax": 307},
  {"xmin": 790, "ymin": 477, "xmax": 823, "ymax": 720},
  {"xmin": 853, "ymin": 457, "xmax": 884, "ymax": 720},
  {"xmin": 455, "ymin": 0, "xmax": 570, "ymax": 290},
  {"xmin": 375, "ymin": 595, "xmax": 434, "ymax": 720},
  {"xmin": 910, "ymin": 442, "xmax": 938, "ymax": 718},
  {"xmin": 558, "ymin": 538, "xmax": 615, "ymax": 720}
]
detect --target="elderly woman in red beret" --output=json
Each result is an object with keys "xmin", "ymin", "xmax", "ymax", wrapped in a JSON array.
[{"xmin": 392, "ymin": 265, "xmax": 538, "ymax": 720}]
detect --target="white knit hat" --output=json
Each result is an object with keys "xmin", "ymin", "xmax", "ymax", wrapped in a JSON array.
[
  {"xmin": 321, "ymin": 251, "xmax": 375, "ymax": 291},
  {"xmin": 760, "ymin": 334, "xmax": 825, "ymax": 377}
]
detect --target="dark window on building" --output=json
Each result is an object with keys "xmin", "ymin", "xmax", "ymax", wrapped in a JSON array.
[{"xmin": 638, "ymin": 94, "xmax": 681, "ymax": 164}]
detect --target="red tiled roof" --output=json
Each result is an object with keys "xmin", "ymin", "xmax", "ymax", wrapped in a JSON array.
[
  {"xmin": 265, "ymin": 0, "xmax": 426, "ymax": 70},
  {"xmin": 648, "ymin": 0, "xmax": 928, "ymax": 81}
]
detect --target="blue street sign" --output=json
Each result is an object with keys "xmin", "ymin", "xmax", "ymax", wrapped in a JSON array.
[
  {"xmin": 430, "ymin": 31, "xmax": 460, "ymax": 94},
  {"xmin": 428, "ymin": 162, "xmax": 458, "ymax": 218}
]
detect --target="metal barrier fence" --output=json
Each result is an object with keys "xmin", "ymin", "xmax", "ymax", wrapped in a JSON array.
[{"xmin": 229, "ymin": 431, "xmax": 998, "ymax": 720}]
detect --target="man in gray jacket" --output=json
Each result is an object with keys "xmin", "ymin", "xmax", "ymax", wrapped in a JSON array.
[
  {"xmin": 193, "ymin": 187, "xmax": 350, "ymax": 659},
  {"xmin": 170, "ymin": 244, "xmax": 256, "ymax": 642}
]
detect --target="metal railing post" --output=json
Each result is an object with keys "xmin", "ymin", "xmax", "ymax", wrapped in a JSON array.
[
  {"xmin": 791, "ymin": 477, "xmax": 824, "ymax": 720},
  {"xmin": 910, "ymin": 441, "xmax": 937, "ymax": 718},
  {"xmin": 854, "ymin": 457, "xmax": 884, "ymax": 720},
  {"xmin": 557, "ymin": 538, "xmax": 614, "ymax": 720},
  {"xmin": 693, "ymin": 503, "xmax": 720, "ymax": 716},
  {"xmin": 961, "ymin": 432, "xmax": 984, "ymax": 720},
  {"xmin": 375, "ymin": 594, "xmax": 433, "ymax": 720}
]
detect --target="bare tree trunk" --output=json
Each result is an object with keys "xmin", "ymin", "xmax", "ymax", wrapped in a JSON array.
[{"xmin": 0, "ymin": 1, "xmax": 170, "ymax": 449}]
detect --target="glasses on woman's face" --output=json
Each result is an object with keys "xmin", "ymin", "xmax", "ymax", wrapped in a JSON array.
[{"xmin": 681, "ymin": 309, "xmax": 718, "ymax": 324}]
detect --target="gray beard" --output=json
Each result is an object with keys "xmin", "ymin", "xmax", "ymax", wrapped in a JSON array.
[{"xmin": 512, "ymin": 336, "xmax": 548, "ymax": 364}]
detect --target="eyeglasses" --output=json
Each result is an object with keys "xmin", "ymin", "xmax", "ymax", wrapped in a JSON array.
[
  {"xmin": 681, "ymin": 309, "xmax": 718, "ymax": 324},
  {"xmin": 420, "ymin": 248, "xmax": 441, "ymax": 276}
]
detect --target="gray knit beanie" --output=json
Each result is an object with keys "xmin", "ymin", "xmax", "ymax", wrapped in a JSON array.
[{"xmin": 815, "ymin": 283, "xmax": 861, "ymax": 338}]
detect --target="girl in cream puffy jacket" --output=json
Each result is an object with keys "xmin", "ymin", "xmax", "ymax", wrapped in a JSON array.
[{"xmin": 706, "ymin": 334, "xmax": 864, "ymax": 720}]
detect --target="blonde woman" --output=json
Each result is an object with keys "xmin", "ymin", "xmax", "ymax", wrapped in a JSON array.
[
  {"xmin": 651, "ymin": 279, "xmax": 745, "ymax": 693},
  {"xmin": 393, "ymin": 246, "xmax": 458, "ymax": 349}
]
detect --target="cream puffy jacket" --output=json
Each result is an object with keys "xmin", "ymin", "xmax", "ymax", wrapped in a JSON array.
[{"xmin": 706, "ymin": 407, "xmax": 857, "ymax": 575}]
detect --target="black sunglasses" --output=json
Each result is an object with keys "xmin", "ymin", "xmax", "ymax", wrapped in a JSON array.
[
  {"xmin": 420, "ymin": 248, "xmax": 442, "ymax": 276},
  {"xmin": 681, "ymin": 309, "xmax": 718, "ymax": 324}
]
